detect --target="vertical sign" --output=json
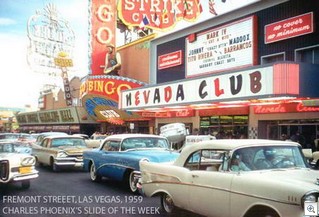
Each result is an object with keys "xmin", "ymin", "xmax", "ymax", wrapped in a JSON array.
[
  {"xmin": 90, "ymin": 0, "xmax": 117, "ymax": 75},
  {"xmin": 54, "ymin": 52, "xmax": 73, "ymax": 106}
]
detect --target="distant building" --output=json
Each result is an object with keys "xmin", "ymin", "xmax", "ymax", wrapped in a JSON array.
[{"xmin": 0, "ymin": 107, "xmax": 27, "ymax": 132}]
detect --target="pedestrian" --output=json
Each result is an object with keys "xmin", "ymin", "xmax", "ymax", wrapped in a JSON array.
[{"xmin": 280, "ymin": 134, "xmax": 288, "ymax": 141}]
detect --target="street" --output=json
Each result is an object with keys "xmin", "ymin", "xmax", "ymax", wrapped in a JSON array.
[{"xmin": 0, "ymin": 166, "xmax": 200, "ymax": 217}]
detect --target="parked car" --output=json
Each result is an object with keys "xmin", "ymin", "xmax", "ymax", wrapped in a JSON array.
[
  {"xmin": 139, "ymin": 139, "xmax": 316, "ymax": 217},
  {"xmin": 32, "ymin": 135, "xmax": 90, "ymax": 171},
  {"xmin": 83, "ymin": 134, "xmax": 179, "ymax": 193},
  {"xmin": 0, "ymin": 141, "xmax": 38, "ymax": 189}
]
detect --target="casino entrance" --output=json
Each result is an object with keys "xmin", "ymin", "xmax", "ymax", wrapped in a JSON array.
[{"xmin": 260, "ymin": 119, "xmax": 319, "ymax": 150}]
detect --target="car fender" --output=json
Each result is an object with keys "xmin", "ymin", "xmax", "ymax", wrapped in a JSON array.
[{"xmin": 238, "ymin": 202, "xmax": 280, "ymax": 217}]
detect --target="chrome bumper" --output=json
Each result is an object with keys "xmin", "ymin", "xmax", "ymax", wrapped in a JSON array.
[
  {"xmin": 13, "ymin": 173, "xmax": 39, "ymax": 182},
  {"xmin": 55, "ymin": 157, "xmax": 83, "ymax": 167}
]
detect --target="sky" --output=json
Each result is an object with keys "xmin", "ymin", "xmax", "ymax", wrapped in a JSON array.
[
  {"xmin": 0, "ymin": 0, "xmax": 89, "ymax": 109},
  {"xmin": 0, "ymin": 0, "xmax": 257, "ymax": 109}
]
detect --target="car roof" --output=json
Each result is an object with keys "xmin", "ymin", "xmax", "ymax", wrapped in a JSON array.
[
  {"xmin": 195, "ymin": 139, "xmax": 298, "ymax": 149},
  {"xmin": 181, "ymin": 139, "xmax": 301, "ymax": 154},
  {"xmin": 38, "ymin": 132, "xmax": 68, "ymax": 136},
  {"xmin": 175, "ymin": 139, "xmax": 301, "ymax": 165},
  {"xmin": 105, "ymin": 134, "xmax": 167, "ymax": 140},
  {"xmin": 43, "ymin": 135, "xmax": 85, "ymax": 139}
]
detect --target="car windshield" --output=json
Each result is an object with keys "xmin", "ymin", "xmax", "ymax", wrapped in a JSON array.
[
  {"xmin": 0, "ymin": 142, "xmax": 28, "ymax": 153},
  {"xmin": 0, "ymin": 133, "xmax": 20, "ymax": 140},
  {"xmin": 121, "ymin": 137, "xmax": 169, "ymax": 151},
  {"xmin": 230, "ymin": 146, "xmax": 307, "ymax": 171},
  {"xmin": 51, "ymin": 138, "xmax": 86, "ymax": 147}
]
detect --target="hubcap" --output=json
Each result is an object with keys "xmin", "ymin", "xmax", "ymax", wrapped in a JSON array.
[
  {"xmin": 163, "ymin": 194, "xmax": 174, "ymax": 213},
  {"xmin": 90, "ymin": 164, "xmax": 96, "ymax": 180},
  {"xmin": 129, "ymin": 172, "xmax": 137, "ymax": 192}
]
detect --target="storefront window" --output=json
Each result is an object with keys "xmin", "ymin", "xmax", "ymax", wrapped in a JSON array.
[
  {"xmin": 261, "ymin": 52, "xmax": 285, "ymax": 64},
  {"xmin": 220, "ymin": 116, "xmax": 233, "ymax": 125},
  {"xmin": 296, "ymin": 46, "xmax": 319, "ymax": 64},
  {"xmin": 200, "ymin": 115, "xmax": 248, "ymax": 138}
]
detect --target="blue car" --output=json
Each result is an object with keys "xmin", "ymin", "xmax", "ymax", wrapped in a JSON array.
[{"xmin": 83, "ymin": 134, "xmax": 179, "ymax": 193}]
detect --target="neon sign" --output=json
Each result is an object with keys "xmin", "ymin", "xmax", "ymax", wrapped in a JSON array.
[
  {"xmin": 27, "ymin": 3, "xmax": 75, "ymax": 75},
  {"xmin": 90, "ymin": 0, "xmax": 116, "ymax": 74},
  {"xmin": 118, "ymin": 0, "xmax": 201, "ymax": 31},
  {"xmin": 254, "ymin": 102, "xmax": 319, "ymax": 114}
]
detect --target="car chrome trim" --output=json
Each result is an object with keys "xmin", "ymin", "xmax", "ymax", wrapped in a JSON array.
[
  {"xmin": 0, "ymin": 160, "xmax": 9, "ymax": 181},
  {"xmin": 13, "ymin": 173, "xmax": 39, "ymax": 181},
  {"xmin": 96, "ymin": 163, "xmax": 135, "ymax": 171},
  {"xmin": 143, "ymin": 174, "xmax": 300, "ymax": 206},
  {"xmin": 21, "ymin": 156, "xmax": 36, "ymax": 166}
]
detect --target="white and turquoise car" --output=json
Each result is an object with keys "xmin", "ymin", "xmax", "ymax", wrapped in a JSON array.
[{"xmin": 83, "ymin": 134, "xmax": 179, "ymax": 193}]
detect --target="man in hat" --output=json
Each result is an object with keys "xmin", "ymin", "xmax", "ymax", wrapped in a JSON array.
[{"xmin": 104, "ymin": 43, "xmax": 121, "ymax": 76}]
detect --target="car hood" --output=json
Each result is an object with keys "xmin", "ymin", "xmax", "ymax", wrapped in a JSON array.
[
  {"xmin": 123, "ymin": 149, "xmax": 180, "ymax": 162},
  {"xmin": 0, "ymin": 152, "xmax": 30, "ymax": 159},
  {"xmin": 233, "ymin": 168, "xmax": 319, "ymax": 202},
  {"xmin": 0, "ymin": 152, "xmax": 35, "ymax": 167}
]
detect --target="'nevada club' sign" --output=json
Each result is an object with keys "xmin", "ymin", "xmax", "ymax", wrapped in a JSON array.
[{"xmin": 120, "ymin": 63, "xmax": 300, "ymax": 110}]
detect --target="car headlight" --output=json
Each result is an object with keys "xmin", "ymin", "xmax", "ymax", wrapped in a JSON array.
[
  {"xmin": 57, "ymin": 151, "xmax": 68, "ymax": 158},
  {"xmin": 21, "ymin": 156, "xmax": 36, "ymax": 166},
  {"xmin": 301, "ymin": 191, "xmax": 319, "ymax": 208}
]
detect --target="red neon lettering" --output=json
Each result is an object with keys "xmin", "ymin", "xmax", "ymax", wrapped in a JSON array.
[
  {"xmin": 134, "ymin": 91, "xmax": 140, "ymax": 106},
  {"xmin": 297, "ymin": 103, "xmax": 319, "ymax": 112},
  {"xmin": 254, "ymin": 104, "xmax": 286, "ymax": 113},
  {"xmin": 214, "ymin": 78, "xmax": 224, "ymax": 97},
  {"xmin": 175, "ymin": 109, "xmax": 190, "ymax": 117},
  {"xmin": 164, "ymin": 86, "xmax": 172, "ymax": 102}
]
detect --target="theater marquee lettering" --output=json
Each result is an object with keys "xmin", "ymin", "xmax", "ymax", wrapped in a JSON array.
[
  {"xmin": 186, "ymin": 16, "xmax": 256, "ymax": 77},
  {"xmin": 121, "ymin": 66, "xmax": 275, "ymax": 110}
]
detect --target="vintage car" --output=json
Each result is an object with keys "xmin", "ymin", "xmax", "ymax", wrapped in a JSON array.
[
  {"xmin": 85, "ymin": 134, "xmax": 109, "ymax": 148},
  {"xmin": 0, "ymin": 141, "xmax": 38, "ymax": 189},
  {"xmin": 32, "ymin": 135, "xmax": 90, "ymax": 171},
  {"xmin": 139, "ymin": 139, "xmax": 317, "ymax": 217},
  {"xmin": 34, "ymin": 131, "xmax": 68, "ymax": 145},
  {"xmin": 83, "ymin": 134, "xmax": 179, "ymax": 193}
]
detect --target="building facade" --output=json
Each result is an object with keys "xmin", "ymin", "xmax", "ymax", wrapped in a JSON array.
[{"xmin": 120, "ymin": 0, "xmax": 319, "ymax": 148}]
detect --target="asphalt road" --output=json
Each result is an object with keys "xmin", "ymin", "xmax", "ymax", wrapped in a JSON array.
[{"xmin": 0, "ymin": 166, "xmax": 201, "ymax": 217}]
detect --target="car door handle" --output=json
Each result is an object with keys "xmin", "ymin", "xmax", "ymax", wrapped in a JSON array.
[{"xmin": 192, "ymin": 174, "xmax": 199, "ymax": 178}]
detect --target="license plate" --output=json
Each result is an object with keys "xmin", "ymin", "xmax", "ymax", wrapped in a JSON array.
[{"xmin": 19, "ymin": 167, "xmax": 32, "ymax": 174}]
